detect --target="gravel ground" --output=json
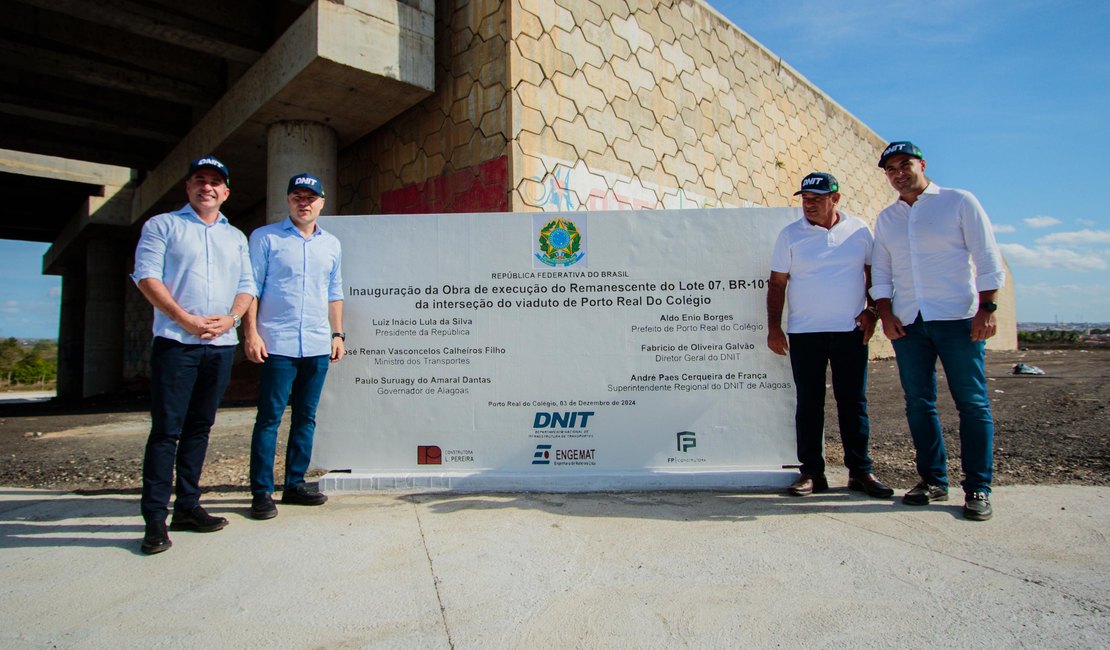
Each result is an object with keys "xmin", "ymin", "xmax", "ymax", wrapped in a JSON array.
[{"xmin": 0, "ymin": 347, "xmax": 1106, "ymax": 493}]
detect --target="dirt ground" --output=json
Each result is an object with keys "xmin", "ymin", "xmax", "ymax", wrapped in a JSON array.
[{"xmin": 0, "ymin": 347, "xmax": 1106, "ymax": 493}]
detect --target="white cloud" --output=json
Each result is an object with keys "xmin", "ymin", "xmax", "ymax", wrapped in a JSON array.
[
  {"xmin": 1077, "ymin": 218, "xmax": 1096, "ymax": 227},
  {"xmin": 1023, "ymin": 216, "xmax": 1062, "ymax": 229},
  {"xmin": 1036, "ymin": 229, "xmax": 1110, "ymax": 245},
  {"xmin": 47, "ymin": 287, "xmax": 62, "ymax": 299},
  {"xmin": 992, "ymin": 223, "xmax": 1016, "ymax": 234},
  {"xmin": 1016, "ymin": 282, "xmax": 1110, "ymax": 322},
  {"xmin": 0, "ymin": 300, "xmax": 19, "ymax": 314},
  {"xmin": 1000, "ymin": 243, "xmax": 1107, "ymax": 272}
]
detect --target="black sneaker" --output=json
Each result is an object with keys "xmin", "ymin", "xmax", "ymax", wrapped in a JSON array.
[
  {"xmin": 902, "ymin": 481, "xmax": 949, "ymax": 506},
  {"xmin": 251, "ymin": 494, "xmax": 278, "ymax": 520},
  {"xmin": 281, "ymin": 483, "xmax": 328, "ymax": 506},
  {"xmin": 169, "ymin": 505, "xmax": 229, "ymax": 532},
  {"xmin": 963, "ymin": 491, "xmax": 993, "ymax": 521},
  {"xmin": 141, "ymin": 520, "xmax": 172, "ymax": 555}
]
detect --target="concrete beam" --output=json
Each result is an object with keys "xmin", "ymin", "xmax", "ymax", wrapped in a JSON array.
[
  {"xmin": 12, "ymin": 0, "xmax": 265, "ymax": 64},
  {"xmin": 0, "ymin": 149, "xmax": 132, "ymax": 188},
  {"xmin": 133, "ymin": 0, "xmax": 435, "ymax": 224}
]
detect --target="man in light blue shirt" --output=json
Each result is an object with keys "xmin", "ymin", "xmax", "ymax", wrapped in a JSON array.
[
  {"xmin": 244, "ymin": 173, "xmax": 344, "ymax": 520},
  {"xmin": 131, "ymin": 155, "xmax": 255, "ymax": 554}
]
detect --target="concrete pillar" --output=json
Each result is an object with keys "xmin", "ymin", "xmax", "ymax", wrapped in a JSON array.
[
  {"xmin": 83, "ymin": 238, "xmax": 125, "ymax": 398},
  {"xmin": 55, "ymin": 268, "xmax": 86, "ymax": 402},
  {"xmin": 266, "ymin": 121, "xmax": 338, "ymax": 224}
]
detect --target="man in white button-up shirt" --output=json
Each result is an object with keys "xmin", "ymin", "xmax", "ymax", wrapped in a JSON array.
[{"xmin": 870, "ymin": 141, "xmax": 1005, "ymax": 521}]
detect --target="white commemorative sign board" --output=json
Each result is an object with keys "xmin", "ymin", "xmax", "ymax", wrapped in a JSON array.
[{"xmin": 316, "ymin": 208, "xmax": 799, "ymax": 491}]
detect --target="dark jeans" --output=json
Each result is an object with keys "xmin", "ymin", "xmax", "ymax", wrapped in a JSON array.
[
  {"xmin": 250, "ymin": 354, "xmax": 330, "ymax": 495},
  {"xmin": 891, "ymin": 316, "xmax": 994, "ymax": 494},
  {"xmin": 141, "ymin": 337, "xmax": 235, "ymax": 523},
  {"xmin": 788, "ymin": 329, "xmax": 873, "ymax": 477}
]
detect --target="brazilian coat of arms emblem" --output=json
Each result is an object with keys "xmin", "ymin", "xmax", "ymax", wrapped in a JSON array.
[{"xmin": 535, "ymin": 217, "xmax": 584, "ymax": 267}]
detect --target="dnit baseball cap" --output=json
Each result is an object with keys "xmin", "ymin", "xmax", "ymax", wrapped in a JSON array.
[
  {"xmin": 793, "ymin": 172, "xmax": 839, "ymax": 195},
  {"xmin": 188, "ymin": 156, "xmax": 230, "ymax": 186},
  {"xmin": 878, "ymin": 141, "xmax": 923, "ymax": 168},
  {"xmin": 287, "ymin": 172, "xmax": 325, "ymax": 197}
]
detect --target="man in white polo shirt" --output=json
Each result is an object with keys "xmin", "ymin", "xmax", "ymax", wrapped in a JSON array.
[{"xmin": 767, "ymin": 172, "xmax": 893, "ymax": 498}]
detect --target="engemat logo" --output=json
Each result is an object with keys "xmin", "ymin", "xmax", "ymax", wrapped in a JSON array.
[
  {"xmin": 676, "ymin": 431, "xmax": 696, "ymax": 452},
  {"xmin": 417, "ymin": 445, "xmax": 442, "ymax": 465},
  {"xmin": 532, "ymin": 444, "xmax": 552, "ymax": 464},
  {"xmin": 533, "ymin": 411, "xmax": 594, "ymax": 428}
]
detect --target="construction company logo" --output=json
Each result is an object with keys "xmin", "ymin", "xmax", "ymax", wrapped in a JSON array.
[
  {"xmin": 530, "ymin": 443, "xmax": 597, "ymax": 467},
  {"xmin": 533, "ymin": 215, "xmax": 585, "ymax": 268},
  {"xmin": 668, "ymin": 431, "xmax": 707, "ymax": 465},
  {"xmin": 417, "ymin": 445, "xmax": 441, "ymax": 465},
  {"xmin": 532, "ymin": 444, "xmax": 552, "ymax": 464},
  {"xmin": 417, "ymin": 445, "xmax": 476, "ymax": 465},
  {"xmin": 530, "ymin": 410, "xmax": 595, "ymax": 439}
]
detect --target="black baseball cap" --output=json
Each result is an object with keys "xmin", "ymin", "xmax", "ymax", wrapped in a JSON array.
[
  {"xmin": 188, "ymin": 155, "xmax": 230, "ymax": 186},
  {"xmin": 793, "ymin": 172, "xmax": 839, "ymax": 195},
  {"xmin": 878, "ymin": 141, "xmax": 923, "ymax": 168}
]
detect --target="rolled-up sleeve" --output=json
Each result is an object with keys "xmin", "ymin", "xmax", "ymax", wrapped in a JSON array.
[
  {"xmin": 131, "ymin": 217, "xmax": 167, "ymax": 284},
  {"xmin": 960, "ymin": 193, "xmax": 1006, "ymax": 292},
  {"xmin": 869, "ymin": 217, "xmax": 894, "ymax": 301},
  {"xmin": 328, "ymin": 244, "xmax": 344, "ymax": 302}
]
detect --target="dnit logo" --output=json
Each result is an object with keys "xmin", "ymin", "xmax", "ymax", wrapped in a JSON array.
[
  {"xmin": 417, "ymin": 445, "xmax": 441, "ymax": 465},
  {"xmin": 532, "ymin": 444, "xmax": 552, "ymax": 464},
  {"xmin": 533, "ymin": 411, "xmax": 594, "ymax": 428},
  {"xmin": 676, "ymin": 431, "xmax": 696, "ymax": 452}
]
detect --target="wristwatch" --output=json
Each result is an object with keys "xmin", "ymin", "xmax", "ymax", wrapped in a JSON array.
[
  {"xmin": 230, "ymin": 312, "xmax": 241, "ymax": 328},
  {"xmin": 332, "ymin": 332, "xmax": 346, "ymax": 341},
  {"xmin": 979, "ymin": 302, "xmax": 998, "ymax": 313}
]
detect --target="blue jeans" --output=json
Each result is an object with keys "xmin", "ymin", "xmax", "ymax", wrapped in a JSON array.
[
  {"xmin": 788, "ymin": 329, "xmax": 873, "ymax": 477},
  {"xmin": 141, "ymin": 338, "xmax": 235, "ymax": 523},
  {"xmin": 250, "ymin": 354, "xmax": 330, "ymax": 495},
  {"xmin": 891, "ymin": 316, "xmax": 994, "ymax": 494}
]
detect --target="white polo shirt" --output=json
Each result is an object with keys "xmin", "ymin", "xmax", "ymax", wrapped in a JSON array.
[
  {"xmin": 870, "ymin": 183, "xmax": 1005, "ymax": 324},
  {"xmin": 771, "ymin": 213, "xmax": 873, "ymax": 333}
]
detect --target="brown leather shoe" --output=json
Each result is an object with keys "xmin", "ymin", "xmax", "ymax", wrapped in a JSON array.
[
  {"xmin": 847, "ymin": 473, "xmax": 895, "ymax": 498},
  {"xmin": 788, "ymin": 473, "xmax": 829, "ymax": 496}
]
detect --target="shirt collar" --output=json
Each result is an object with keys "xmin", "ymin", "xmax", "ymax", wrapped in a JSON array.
[
  {"xmin": 281, "ymin": 215, "xmax": 323, "ymax": 238},
  {"xmin": 176, "ymin": 203, "xmax": 228, "ymax": 225}
]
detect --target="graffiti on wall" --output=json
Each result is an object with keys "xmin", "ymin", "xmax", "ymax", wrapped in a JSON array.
[{"xmin": 520, "ymin": 156, "xmax": 757, "ymax": 213}]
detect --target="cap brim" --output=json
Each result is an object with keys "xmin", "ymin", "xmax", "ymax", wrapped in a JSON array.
[{"xmin": 793, "ymin": 189, "xmax": 833, "ymax": 196}]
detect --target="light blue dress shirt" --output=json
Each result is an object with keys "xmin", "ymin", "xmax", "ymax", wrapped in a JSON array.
[
  {"xmin": 249, "ymin": 217, "xmax": 343, "ymax": 358},
  {"xmin": 131, "ymin": 205, "xmax": 255, "ymax": 346}
]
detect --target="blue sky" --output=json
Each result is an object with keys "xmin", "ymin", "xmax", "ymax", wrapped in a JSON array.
[
  {"xmin": 1, "ymin": 0, "xmax": 1106, "ymax": 338},
  {"xmin": 711, "ymin": 0, "xmax": 1109, "ymax": 323}
]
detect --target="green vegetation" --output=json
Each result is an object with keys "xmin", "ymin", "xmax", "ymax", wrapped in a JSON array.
[
  {"xmin": 1017, "ymin": 330, "xmax": 1081, "ymax": 345},
  {"xmin": 0, "ymin": 338, "xmax": 57, "ymax": 389}
]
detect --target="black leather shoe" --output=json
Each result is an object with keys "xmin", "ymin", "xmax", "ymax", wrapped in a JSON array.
[
  {"xmin": 251, "ymin": 494, "xmax": 278, "ymax": 520},
  {"xmin": 787, "ymin": 473, "xmax": 829, "ymax": 496},
  {"xmin": 169, "ymin": 505, "xmax": 229, "ymax": 532},
  {"xmin": 141, "ymin": 521, "xmax": 172, "ymax": 555},
  {"xmin": 282, "ymin": 483, "xmax": 328, "ymax": 506},
  {"xmin": 847, "ymin": 473, "xmax": 895, "ymax": 498},
  {"xmin": 902, "ymin": 481, "xmax": 949, "ymax": 506}
]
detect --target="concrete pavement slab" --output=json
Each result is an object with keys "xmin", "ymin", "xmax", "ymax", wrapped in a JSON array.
[{"xmin": 1, "ymin": 486, "xmax": 1107, "ymax": 648}]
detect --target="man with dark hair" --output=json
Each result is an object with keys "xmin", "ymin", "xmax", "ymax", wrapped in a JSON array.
[
  {"xmin": 768, "ymin": 172, "xmax": 893, "ymax": 499},
  {"xmin": 871, "ymin": 141, "xmax": 1006, "ymax": 521},
  {"xmin": 244, "ymin": 173, "xmax": 344, "ymax": 520},
  {"xmin": 132, "ymin": 155, "xmax": 255, "ymax": 554}
]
